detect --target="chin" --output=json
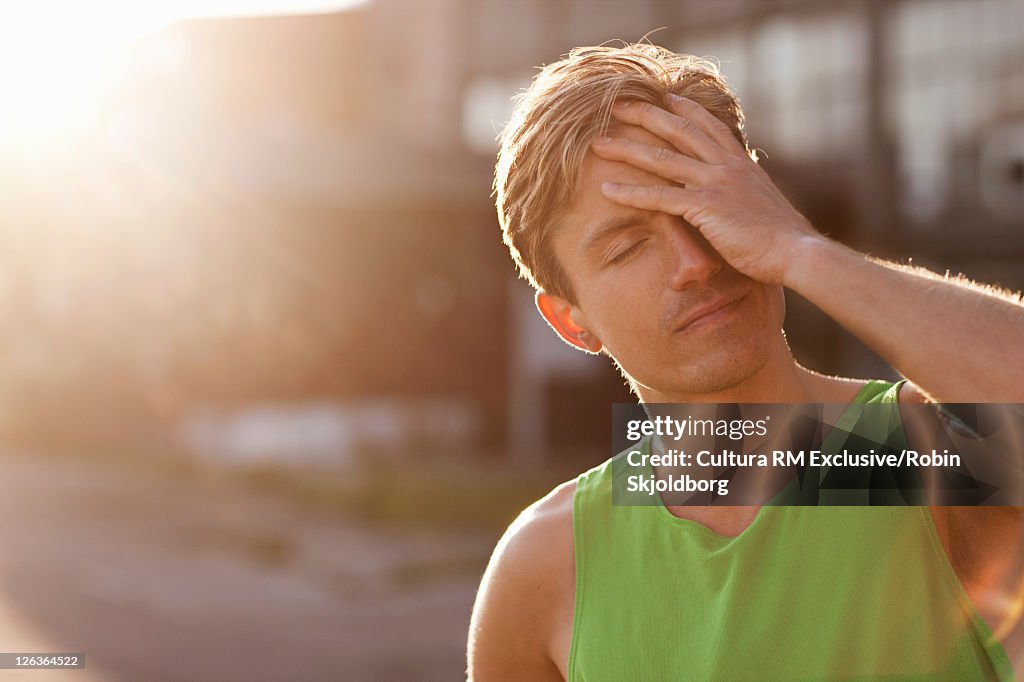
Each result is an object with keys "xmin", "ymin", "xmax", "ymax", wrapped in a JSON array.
[{"xmin": 632, "ymin": 334, "xmax": 774, "ymax": 398}]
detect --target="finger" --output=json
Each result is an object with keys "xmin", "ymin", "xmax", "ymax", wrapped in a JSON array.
[
  {"xmin": 663, "ymin": 93, "xmax": 749, "ymax": 158},
  {"xmin": 600, "ymin": 181, "xmax": 701, "ymax": 220},
  {"xmin": 591, "ymin": 135, "xmax": 712, "ymax": 187},
  {"xmin": 611, "ymin": 100, "xmax": 725, "ymax": 164}
]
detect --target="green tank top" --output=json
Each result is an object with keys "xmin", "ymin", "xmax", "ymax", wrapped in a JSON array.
[{"xmin": 569, "ymin": 380, "xmax": 1016, "ymax": 681}]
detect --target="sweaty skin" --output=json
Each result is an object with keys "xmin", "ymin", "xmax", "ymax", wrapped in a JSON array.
[{"xmin": 468, "ymin": 94, "xmax": 1024, "ymax": 681}]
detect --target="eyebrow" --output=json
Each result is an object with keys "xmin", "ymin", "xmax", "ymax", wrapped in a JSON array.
[{"xmin": 582, "ymin": 213, "xmax": 649, "ymax": 256}]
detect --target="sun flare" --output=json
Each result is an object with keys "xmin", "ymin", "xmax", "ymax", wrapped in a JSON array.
[
  {"xmin": 0, "ymin": 4, "xmax": 172, "ymax": 137},
  {"xmin": 0, "ymin": 1, "xmax": 364, "ymax": 140}
]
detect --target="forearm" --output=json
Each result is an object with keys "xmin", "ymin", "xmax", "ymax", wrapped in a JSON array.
[
  {"xmin": 588, "ymin": 95, "xmax": 1024, "ymax": 403},
  {"xmin": 784, "ymin": 236, "xmax": 1024, "ymax": 402}
]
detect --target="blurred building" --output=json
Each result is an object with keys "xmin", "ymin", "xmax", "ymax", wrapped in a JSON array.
[
  {"xmin": 11, "ymin": 0, "xmax": 1018, "ymax": 463},
  {"xmin": 448, "ymin": 0, "xmax": 1024, "ymax": 459},
  {"xmin": 380, "ymin": 0, "xmax": 1022, "ymax": 459},
  {"xmin": 457, "ymin": 0, "xmax": 1024, "ymax": 401}
]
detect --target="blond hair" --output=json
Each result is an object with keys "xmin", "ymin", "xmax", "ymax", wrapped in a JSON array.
[{"xmin": 494, "ymin": 43, "xmax": 751, "ymax": 302}]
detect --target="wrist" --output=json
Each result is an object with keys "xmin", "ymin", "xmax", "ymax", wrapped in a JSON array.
[{"xmin": 782, "ymin": 234, "xmax": 846, "ymax": 292}]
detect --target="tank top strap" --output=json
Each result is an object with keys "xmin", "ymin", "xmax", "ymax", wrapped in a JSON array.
[{"xmin": 856, "ymin": 377, "xmax": 906, "ymax": 404}]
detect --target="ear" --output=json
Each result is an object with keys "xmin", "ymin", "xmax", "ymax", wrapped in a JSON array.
[{"xmin": 535, "ymin": 291, "xmax": 603, "ymax": 354}]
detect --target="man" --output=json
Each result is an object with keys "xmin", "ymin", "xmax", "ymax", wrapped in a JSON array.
[{"xmin": 468, "ymin": 43, "xmax": 1024, "ymax": 680}]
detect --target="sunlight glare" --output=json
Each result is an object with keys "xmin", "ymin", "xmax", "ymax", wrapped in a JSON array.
[
  {"xmin": 0, "ymin": 4, "xmax": 169, "ymax": 138},
  {"xmin": 0, "ymin": 1, "xmax": 367, "ymax": 140}
]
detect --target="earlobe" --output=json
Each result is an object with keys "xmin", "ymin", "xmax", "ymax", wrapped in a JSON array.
[{"xmin": 535, "ymin": 291, "xmax": 603, "ymax": 354}]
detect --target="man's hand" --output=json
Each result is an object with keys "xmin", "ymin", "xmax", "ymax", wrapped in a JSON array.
[
  {"xmin": 591, "ymin": 94, "xmax": 823, "ymax": 286},
  {"xmin": 592, "ymin": 93, "xmax": 1024, "ymax": 403}
]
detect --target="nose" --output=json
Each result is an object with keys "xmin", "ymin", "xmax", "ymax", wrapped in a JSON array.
[{"xmin": 662, "ymin": 216, "xmax": 723, "ymax": 290}]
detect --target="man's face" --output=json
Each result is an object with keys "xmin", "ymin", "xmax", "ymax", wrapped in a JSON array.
[{"xmin": 547, "ymin": 122, "xmax": 787, "ymax": 398}]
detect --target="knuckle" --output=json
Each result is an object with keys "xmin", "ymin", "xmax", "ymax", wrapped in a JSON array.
[
  {"xmin": 668, "ymin": 94, "xmax": 695, "ymax": 110},
  {"xmin": 633, "ymin": 101, "xmax": 654, "ymax": 115},
  {"xmin": 710, "ymin": 117, "xmax": 732, "ymax": 133},
  {"xmin": 693, "ymin": 186, "xmax": 716, "ymax": 202},
  {"xmin": 652, "ymin": 145, "xmax": 674, "ymax": 165},
  {"xmin": 672, "ymin": 117, "xmax": 697, "ymax": 136}
]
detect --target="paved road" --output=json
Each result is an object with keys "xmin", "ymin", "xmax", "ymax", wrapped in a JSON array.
[{"xmin": 0, "ymin": 453, "xmax": 493, "ymax": 681}]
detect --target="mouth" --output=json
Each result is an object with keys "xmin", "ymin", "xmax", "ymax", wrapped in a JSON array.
[{"xmin": 673, "ymin": 291, "xmax": 749, "ymax": 334}]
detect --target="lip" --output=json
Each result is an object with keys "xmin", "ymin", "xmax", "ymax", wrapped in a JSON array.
[{"xmin": 674, "ymin": 292, "xmax": 748, "ymax": 333}]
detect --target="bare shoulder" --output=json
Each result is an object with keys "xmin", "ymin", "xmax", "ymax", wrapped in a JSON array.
[
  {"xmin": 505, "ymin": 478, "xmax": 577, "ymax": 548},
  {"xmin": 467, "ymin": 479, "xmax": 577, "ymax": 681},
  {"xmin": 477, "ymin": 480, "xmax": 576, "ymax": 601}
]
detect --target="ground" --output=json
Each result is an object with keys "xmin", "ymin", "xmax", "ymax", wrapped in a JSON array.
[{"xmin": 0, "ymin": 451, "xmax": 496, "ymax": 682}]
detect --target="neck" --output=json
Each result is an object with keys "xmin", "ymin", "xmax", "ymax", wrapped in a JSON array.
[{"xmin": 635, "ymin": 346, "xmax": 829, "ymax": 404}]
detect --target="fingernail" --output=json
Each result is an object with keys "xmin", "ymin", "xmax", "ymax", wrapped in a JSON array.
[
  {"xmin": 594, "ymin": 136, "xmax": 613, "ymax": 145},
  {"xmin": 667, "ymin": 93, "xmax": 683, "ymax": 103},
  {"xmin": 615, "ymin": 100, "xmax": 633, "ymax": 108},
  {"xmin": 601, "ymin": 182, "xmax": 619, "ymax": 192}
]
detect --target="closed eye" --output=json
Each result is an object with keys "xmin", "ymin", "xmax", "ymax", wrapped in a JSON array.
[{"xmin": 608, "ymin": 239, "xmax": 647, "ymax": 265}]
